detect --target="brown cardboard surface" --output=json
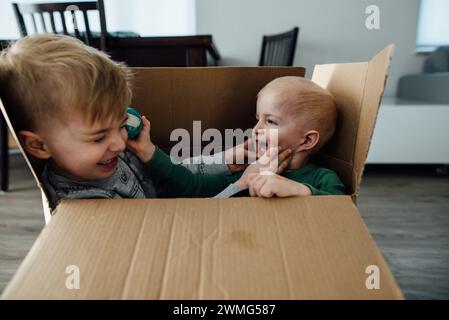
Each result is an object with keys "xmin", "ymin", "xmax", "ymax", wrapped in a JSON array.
[
  {"xmin": 312, "ymin": 45, "xmax": 394, "ymax": 196},
  {"xmin": 0, "ymin": 46, "xmax": 401, "ymax": 299},
  {"xmin": 131, "ymin": 67, "xmax": 306, "ymax": 152},
  {"xmin": 2, "ymin": 197, "xmax": 402, "ymax": 300},
  {"xmin": 7, "ymin": 129, "xmax": 18, "ymax": 149}
]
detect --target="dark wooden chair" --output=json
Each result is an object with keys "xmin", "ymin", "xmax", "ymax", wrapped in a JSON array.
[
  {"xmin": 259, "ymin": 27, "xmax": 299, "ymax": 66},
  {"xmin": 12, "ymin": 1, "xmax": 107, "ymax": 51}
]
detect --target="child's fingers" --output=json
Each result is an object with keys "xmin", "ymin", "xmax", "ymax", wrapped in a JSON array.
[
  {"xmin": 254, "ymin": 176, "xmax": 269, "ymax": 197},
  {"xmin": 259, "ymin": 146, "xmax": 278, "ymax": 165},
  {"xmin": 247, "ymin": 172, "xmax": 256, "ymax": 182},
  {"xmin": 125, "ymin": 139, "xmax": 134, "ymax": 147},
  {"xmin": 278, "ymin": 149, "xmax": 292, "ymax": 163},
  {"xmin": 249, "ymin": 182, "xmax": 255, "ymax": 197},
  {"xmin": 125, "ymin": 139, "xmax": 138, "ymax": 153},
  {"xmin": 276, "ymin": 154, "xmax": 292, "ymax": 174},
  {"xmin": 260, "ymin": 147, "xmax": 280, "ymax": 171},
  {"xmin": 253, "ymin": 177, "xmax": 263, "ymax": 197},
  {"xmin": 275, "ymin": 149, "xmax": 292, "ymax": 173},
  {"xmin": 268, "ymin": 146, "xmax": 288, "ymax": 161},
  {"xmin": 260, "ymin": 183, "xmax": 275, "ymax": 198},
  {"xmin": 256, "ymin": 147, "xmax": 277, "ymax": 173},
  {"xmin": 249, "ymin": 180, "xmax": 262, "ymax": 197},
  {"xmin": 244, "ymin": 149, "xmax": 257, "ymax": 164},
  {"xmin": 248, "ymin": 175, "xmax": 261, "ymax": 197},
  {"xmin": 133, "ymin": 116, "xmax": 151, "ymax": 142},
  {"xmin": 141, "ymin": 115, "xmax": 151, "ymax": 131},
  {"xmin": 249, "ymin": 175, "xmax": 265, "ymax": 197}
]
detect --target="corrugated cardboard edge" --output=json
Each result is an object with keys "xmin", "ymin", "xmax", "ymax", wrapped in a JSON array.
[
  {"xmin": 353, "ymin": 44, "xmax": 395, "ymax": 200},
  {"xmin": 312, "ymin": 45, "xmax": 394, "ymax": 202}
]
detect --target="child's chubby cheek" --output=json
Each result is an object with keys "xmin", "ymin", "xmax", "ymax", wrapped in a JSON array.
[
  {"xmin": 121, "ymin": 128, "xmax": 129, "ymax": 143},
  {"xmin": 278, "ymin": 126, "xmax": 306, "ymax": 152}
]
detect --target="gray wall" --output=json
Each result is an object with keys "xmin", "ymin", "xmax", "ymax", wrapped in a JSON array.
[{"xmin": 196, "ymin": 0, "xmax": 425, "ymax": 96}]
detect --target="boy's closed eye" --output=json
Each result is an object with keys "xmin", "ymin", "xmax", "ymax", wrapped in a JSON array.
[
  {"xmin": 266, "ymin": 118, "xmax": 278, "ymax": 126},
  {"xmin": 93, "ymin": 135, "xmax": 106, "ymax": 143},
  {"xmin": 90, "ymin": 115, "xmax": 128, "ymax": 143}
]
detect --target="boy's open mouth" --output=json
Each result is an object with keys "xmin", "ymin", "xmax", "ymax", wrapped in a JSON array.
[
  {"xmin": 258, "ymin": 144, "xmax": 267, "ymax": 156},
  {"xmin": 97, "ymin": 157, "xmax": 118, "ymax": 170},
  {"xmin": 255, "ymin": 139, "xmax": 268, "ymax": 157}
]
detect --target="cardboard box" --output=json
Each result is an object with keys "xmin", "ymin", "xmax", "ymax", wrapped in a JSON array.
[
  {"xmin": 7, "ymin": 129, "xmax": 18, "ymax": 149},
  {"xmin": 0, "ymin": 45, "xmax": 402, "ymax": 299}
]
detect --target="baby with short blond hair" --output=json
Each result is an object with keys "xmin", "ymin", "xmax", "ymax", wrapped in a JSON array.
[
  {"xmin": 256, "ymin": 76, "xmax": 336, "ymax": 152},
  {"xmin": 242, "ymin": 76, "xmax": 343, "ymax": 197},
  {"xmin": 128, "ymin": 75, "xmax": 345, "ymax": 198}
]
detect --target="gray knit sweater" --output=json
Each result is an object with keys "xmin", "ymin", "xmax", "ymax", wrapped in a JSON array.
[{"xmin": 41, "ymin": 149, "xmax": 230, "ymax": 209}]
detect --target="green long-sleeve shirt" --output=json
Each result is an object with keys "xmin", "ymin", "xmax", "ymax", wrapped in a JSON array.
[{"xmin": 146, "ymin": 147, "xmax": 346, "ymax": 198}]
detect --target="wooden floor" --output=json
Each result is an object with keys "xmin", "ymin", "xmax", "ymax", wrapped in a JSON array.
[
  {"xmin": 1, "ymin": 154, "xmax": 448, "ymax": 299},
  {"xmin": 0, "ymin": 154, "xmax": 44, "ymax": 295},
  {"xmin": 357, "ymin": 165, "xmax": 449, "ymax": 300}
]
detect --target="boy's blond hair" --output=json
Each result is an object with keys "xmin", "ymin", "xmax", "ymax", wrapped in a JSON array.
[
  {"xmin": 258, "ymin": 76, "xmax": 337, "ymax": 152},
  {"xmin": 0, "ymin": 34, "xmax": 132, "ymax": 132}
]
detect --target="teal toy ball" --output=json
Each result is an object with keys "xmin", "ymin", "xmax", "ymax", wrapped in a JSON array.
[{"xmin": 125, "ymin": 107, "xmax": 143, "ymax": 139}]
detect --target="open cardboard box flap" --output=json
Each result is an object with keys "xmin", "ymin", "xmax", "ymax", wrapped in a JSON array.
[{"xmin": 1, "ymin": 45, "xmax": 402, "ymax": 299}]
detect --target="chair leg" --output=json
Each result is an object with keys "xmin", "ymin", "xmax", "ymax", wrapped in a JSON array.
[{"xmin": 0, "ymin": 114, "xmax": 9, "ymax": 192}]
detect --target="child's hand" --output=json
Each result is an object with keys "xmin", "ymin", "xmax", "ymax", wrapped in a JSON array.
[
  {"xmin": 225, "ymin": 139, "xmax": 257, "ymax": 173},
  {"xmin": 126, "ymin": 116, "xmax": 156, "ymax": 163},
  {"xmin": 248, "ymin": 174, "xmax": 312, "ymax": 198},
  {"xmin": 234, "ymin": 147, "xmax": 291, "ymax": 190}
]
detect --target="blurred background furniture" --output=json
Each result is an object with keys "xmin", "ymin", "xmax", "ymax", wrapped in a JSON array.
[
  {"xmin": 398, "ymin": 46, "xmax": 449, "ymax": 104},
  {"xmin": 12, "ymin": 1, "xmax": 108, "ymax": 51},
  {"xmin": 367, "ymin": 97, "xmax": 449, "ymax": 164},
  {"xmin": 259, "ymin": 26, "xmax": 299, "ymax": 66},
  {"xmin": 107, "ymin": 35, "xmax": 220, "ymax": 67},
  {"xmin": 368, "ymin": 47, "xmax": 449, "ymax": 165},
  {"xmin": 11, "ymin": 1, "xmax": 220, "ymax": 67}
]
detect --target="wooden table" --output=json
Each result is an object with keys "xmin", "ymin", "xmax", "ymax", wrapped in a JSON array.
[
  {"xmin": 1, "ymin": 35, "xmax": 221, "ymax": 67},
  {"xmin": 107, "ymin": 35, "xmax": 221, "ymax": 67}
]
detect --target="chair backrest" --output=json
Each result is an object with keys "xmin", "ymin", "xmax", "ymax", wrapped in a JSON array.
[
  {"xmin": 12, "ymin": 1, "xmax": 107, "ymax": 51},
  {"xmin": 259, "ymin": 27, "xmax": 299, "ymax": 66}
]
